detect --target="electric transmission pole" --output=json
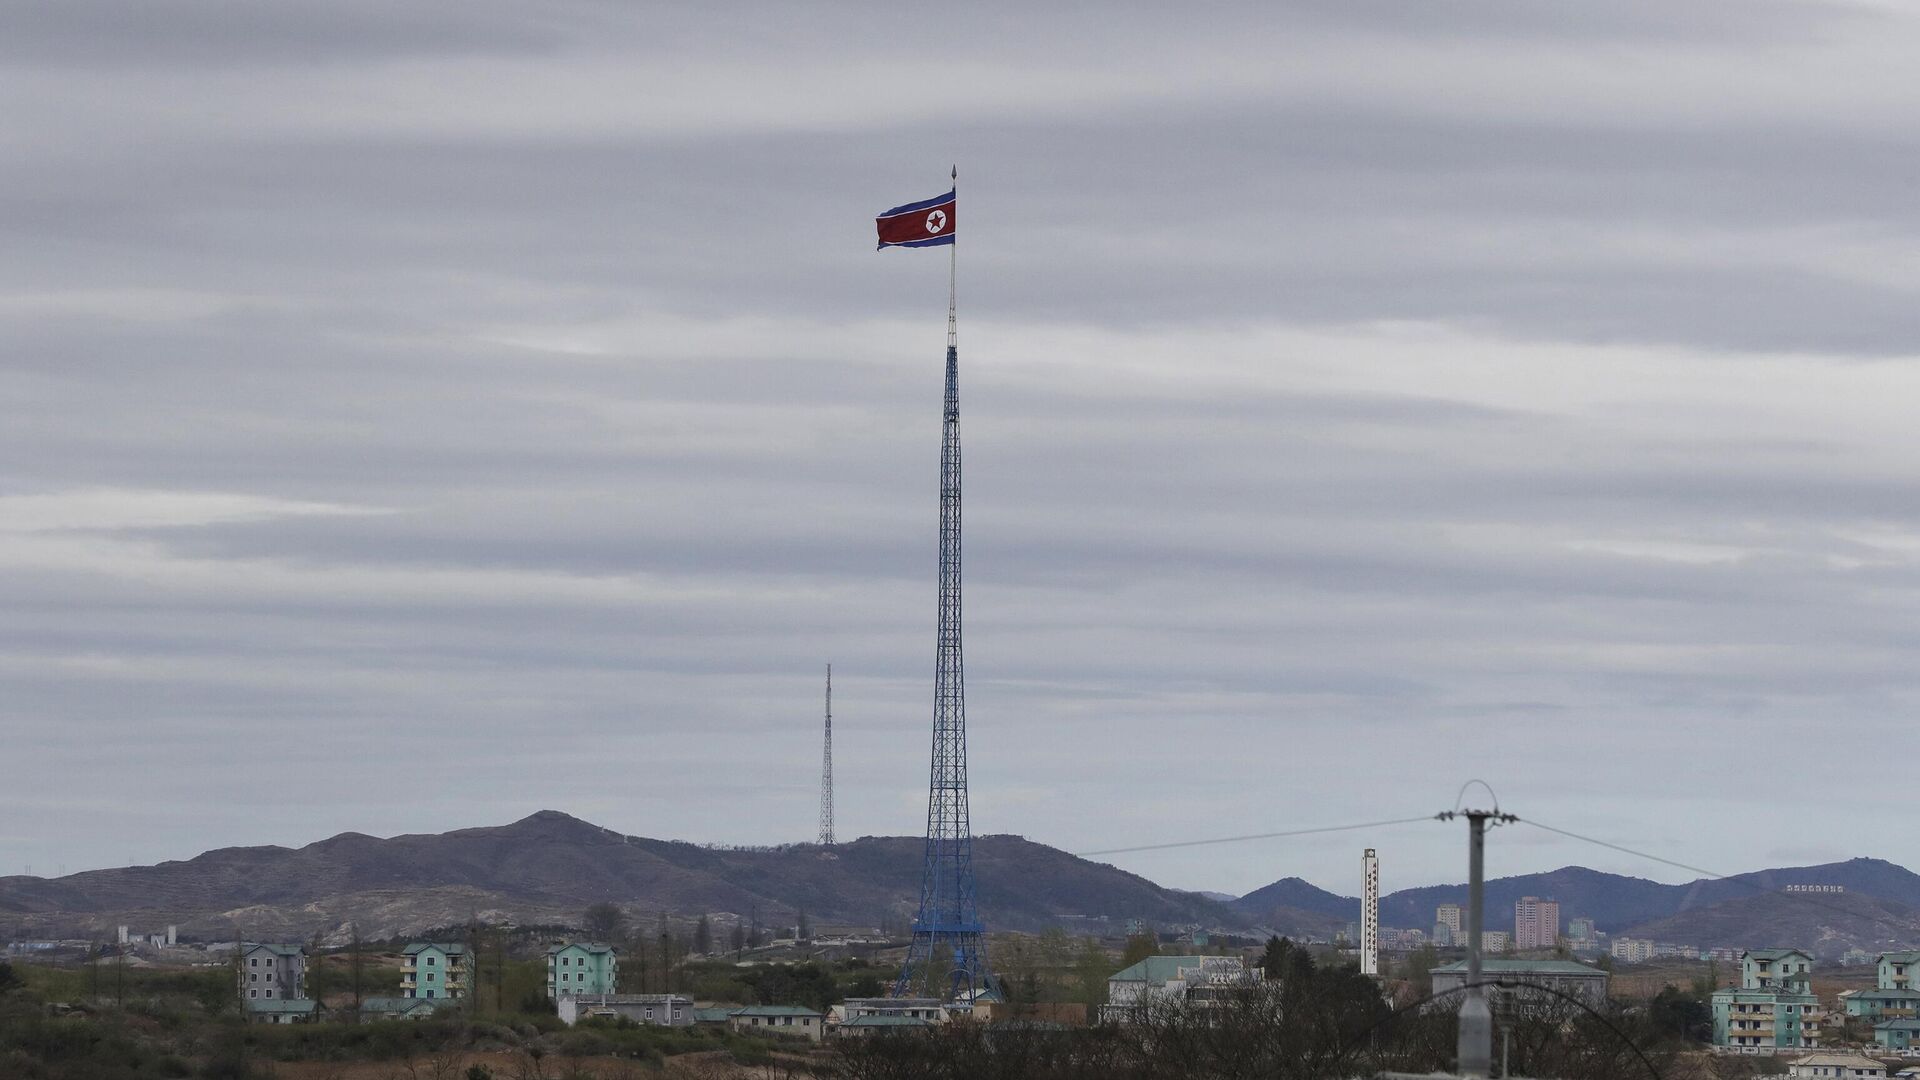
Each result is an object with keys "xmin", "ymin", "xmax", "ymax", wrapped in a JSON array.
[{"xmin": 1438, "ymin": 806, "xmax": 1515, "ymax": 1079}]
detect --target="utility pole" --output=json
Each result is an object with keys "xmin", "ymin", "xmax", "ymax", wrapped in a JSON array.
[{"xmin": 1439, "ymin": 806, "xmax": 1515, "ymax": 1079}]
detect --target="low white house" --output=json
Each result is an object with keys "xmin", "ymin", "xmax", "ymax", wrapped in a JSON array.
[
  {"xmin": 1785, "ymin": 1051, "xmax": 1891, "ymax": 1078},
  {"xmin": 728, "ymin": 1005, "xmax": 825, "ymax": 1043},
  {"xmin": 839, "ymin": 997, "xmax": 950, "ymax": 1024},
  {"xmin": 1430, "ymin": 958, "xmax": 1609, "ymax": 1014},
  {"xmin": 1099, "ymin": 955, "xmax": 1263, "ymax": 1024},
  {"xmin": 556, "ymin": 993, "xmax": 693, "ymax": 1028}
]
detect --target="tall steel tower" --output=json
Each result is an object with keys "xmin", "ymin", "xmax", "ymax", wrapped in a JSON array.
[
  {"xmin": 818, "ymin": 664, "xmax": 835, "ymax": 847},
  {"xmin": 896, "ymin": 171, "xmax": 987, "ymax": 998},
  {"xmin": 1361, "ymin": 848, "xmax": 1380, "ymax": 977}
]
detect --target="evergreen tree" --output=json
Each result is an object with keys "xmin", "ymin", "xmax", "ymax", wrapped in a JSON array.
[
  {"xmin": 1259, "ymin": 936, "xmax": 1293, "ymax": 979},
  {"xmin": 349, "ymin": 923, "xmax": 364, "ymax": 1009},
  {"xmin": 1075, "ymin": 938, "xmax": 1112, "ymax": 1005},
  {"xmin": 694, "ymin": 915, "xmax": 713, "ymax": 956},
  {"xmin": 1120, "ymin": 931, "xmax": 1159, "ymax": 967}
]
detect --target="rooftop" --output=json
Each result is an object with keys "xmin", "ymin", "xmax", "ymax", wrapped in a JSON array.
[
  {"xmin": 1432, "ymin": 960, "xmax": 1605, "ymax": 977},
  {"xmin": 359, "ymin": 997, "xmax": 441, "ymax": 1014},
  {"xmin": 843, "ymin": 1014, "xmax": 934, "ymax": 1028},
  {"xmin": 1109, "ymin": 956, "xmax": 1242, "ymax": 984},
  {"xmin": 1787, "ymin": 1051, "xmax": 1893, "ymax": 1068},
  {"xmin": 401, "ymin": 942, "xmax": 470, "ymax": 956},
  {"xmin": 733, "ymin": 1005, "xmax": 823, "ymax": 1017},
  {"xmin": 245, "ymin": 998, "xmax": 320, "ymax": 1015},
  {"xmin": 546, "ymin": 942, "xmax": 617, "ymax": 956},
  {"xmin": 1745, "ymin": 948, "xmax": 1812, "ymax": 961},
  {"xmin": 242, "ymin": 943, "xmax": 305, "ymax": 958}
]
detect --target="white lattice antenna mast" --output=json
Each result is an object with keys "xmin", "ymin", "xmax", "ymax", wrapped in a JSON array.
[
  {"xmin": 1362, "ymin": 848, "xmax": 1380, "ymax": 976},
  {"xmin": 818, "ymin": 664, "xmax": 835, "ymax": 846}
]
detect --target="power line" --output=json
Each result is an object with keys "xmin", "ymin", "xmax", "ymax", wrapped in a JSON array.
[
  {"xmin": 1519, "ymin": 819, "xmax": 1726, "ymax": 882},
  {"xmin": 1519, "ymin": 816, "xmax": 1884, "ymax": 931},
  {"xmin": 1075, "ymin": 814, "xmax": 1441, "ymax": 857}
]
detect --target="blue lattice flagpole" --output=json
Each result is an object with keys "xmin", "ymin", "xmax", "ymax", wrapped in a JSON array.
[{"xmin": 895, "ymin": 166, "xmax": 987, "ymax": 1000}]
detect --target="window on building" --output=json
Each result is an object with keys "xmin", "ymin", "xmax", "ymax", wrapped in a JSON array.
[
  {"xmin": 426, "ymin": 956, "xmax": 436, "ymax": 966},
  {"xmin": 265, "ymin": 990, "xmax": 273, "ymax": 999},
  {"xmin": 249, "ymin": 989, "xmax": 257, "ymax": 999}
]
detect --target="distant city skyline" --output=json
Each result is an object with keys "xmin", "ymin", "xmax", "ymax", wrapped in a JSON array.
[{"xmin": 6, "ymin": 1, "xmax": 1920, "ymax": 894}]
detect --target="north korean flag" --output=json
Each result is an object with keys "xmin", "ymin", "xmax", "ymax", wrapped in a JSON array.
[{"xmin": 875, "ymin": 190, "xmax": 956, "ymax": 250}]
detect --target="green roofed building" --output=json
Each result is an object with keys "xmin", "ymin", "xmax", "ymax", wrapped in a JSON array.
[
  {"xmin": 358, "ymin": 997, "xmax": 446, "ymax": 1021},
  {"xmin": 244, "ymin": 997, "xmax": 320, "ymax": 1025},
  {"xmin": 1875, "ymin": 1018, "xmax": 1920, "ymax": 1051},
  {"xmin": 1713, "ymin": 951, "xmax": 1824, "ymax": 1051},
  {"xmin": 837, "ymin": 1013, "xmax": 935, "ymax": 1038},
  {"xmin": 1843, "ymin": 988, "xmax": 1920, "ymax": 1021},
  {"xmin": 546, "ymin": 942, "xmax": 618, "ymax": 1000},
  {"xmin": 238, "ymin": 943, "xmax": 306, "ymax": 1005},
  {"xmin": 1743, "ymin": 949, "xmax": 1814, "ymax": 991},
  {"xmin": 1429, "ymin": 958, "xmax": 1609, "ymax": 1013},
  {"xmin": 401, "ymin": 942, "xmax": 473, "ymax": 1000},
  {"xmin": 1100, "ymin": 955, "xmax": 1263, "ymax": 1024},
  {"xmin": 1880, "ymin": 952, "xmax": 1920, "ymax": 992},
  {"xmin": 729, "ymin": 1005, "xmax": 825, "ymax": 1043}
]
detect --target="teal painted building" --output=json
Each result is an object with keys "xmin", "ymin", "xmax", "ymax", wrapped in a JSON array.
[
  {"xmin": 1879, "ymin": 952, "xmax": 1920, "ymax": 992},
  {"xmin": 401, "ymin": 942, "xmax": 474, "ymax": 1000},
  {"xmin": 547, "ymin": 942, "xmax": 619, "ymax": 999},
  {"xmin": 1876, "ymin": 1018, "xmax": 1920, "ymax": 1050},
  {"xmin": 1711, "ymin": 949, "xmax": 1824, "ymax": 1050},
  {"xmin": 1843, "ymin": 988, "xmax": 1920, "ymax": 1021},
  {"xmin": 1743, "ymin": 949, "xmax": 1814, "ymax": 991}
]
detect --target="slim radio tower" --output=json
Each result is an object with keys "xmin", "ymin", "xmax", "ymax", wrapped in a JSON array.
[
  {"xmin": 896, "ymin": 166, "xmax": 987, "ymax": 1000},
  {"xmin": 818, "ymin": 664, "xmax": 835, "ymax": 847},
  {"xmin": 1361, "ymin": 848, "xmax": 1380, "ymax": 977}
]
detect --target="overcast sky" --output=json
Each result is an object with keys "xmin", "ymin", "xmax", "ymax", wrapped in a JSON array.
[{"xmin": 5, "ymin": 0, "xmax": 1920, "ymax": 900}]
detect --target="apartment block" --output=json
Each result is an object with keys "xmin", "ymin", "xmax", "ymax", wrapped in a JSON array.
[
  {"xmin": 547, "ymin": 942, "xmax": 618, "ymax": 999},
  {"xmin": 1514, "ymin": 896, "xmax": 1560, "ymax": 951},
  {"xmin": 237, "ymin": 943, "xmax": 306, "ymax": 1004},
  {"xmin": 401, "ymin": 942, "xmax": 474, "ymax": 1000},
  {"xmin": 1712, "ymin": 949, "xmax": 1823, "ymax": 1051}
]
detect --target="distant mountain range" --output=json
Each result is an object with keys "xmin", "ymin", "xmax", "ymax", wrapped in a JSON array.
[
  {"xmin": 4, "ymin": 812, "xmax": 1918, "ymax": 957},
  {"xmin": 1230, "ymin": 857, "xmax": 1920, "ymax": 957},
  {"xmin": 0, "ymin": 811, "xmax": 1233, "ymax": 942}
]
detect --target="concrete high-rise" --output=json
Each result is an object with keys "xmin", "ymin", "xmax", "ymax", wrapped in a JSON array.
[{"xmin": 1515, "ymin": 896, "xmax": 1560, "ymax": 951}]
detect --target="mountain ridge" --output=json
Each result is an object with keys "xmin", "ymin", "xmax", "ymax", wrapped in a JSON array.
[
  {"xmin": 0, "ymin": 811, "xmax": 1238, "ymax": 941},
  {"xmin": 6, "ymin": 813, "xmax": 1919, "ymax": 956}
]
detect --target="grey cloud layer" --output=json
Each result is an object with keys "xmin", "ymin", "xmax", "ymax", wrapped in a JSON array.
[{"xmin": 2, "ymin": 1, "xmax": 1918, "ymax": 895}]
